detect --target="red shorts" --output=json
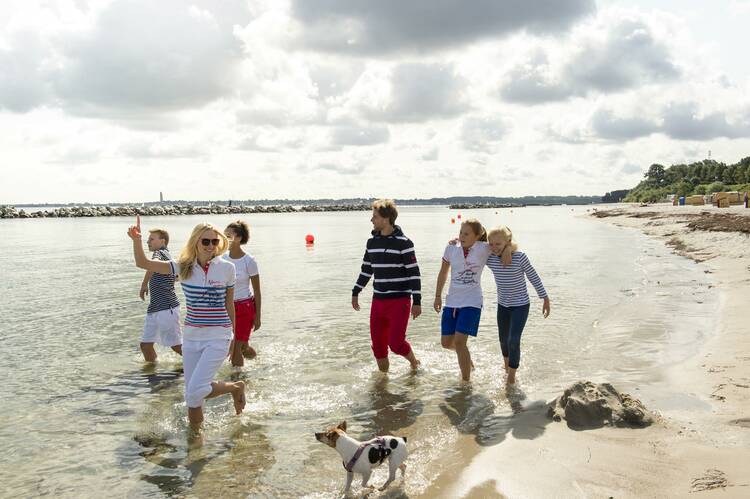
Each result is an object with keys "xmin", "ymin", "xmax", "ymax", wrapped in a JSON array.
[
  {"xmin": 234, "ymin": 298, "xmax": 256, "ymax": 342},
  {"xmin": 370, "ymin": 297, "xmax": 412, "ymax": 359}
]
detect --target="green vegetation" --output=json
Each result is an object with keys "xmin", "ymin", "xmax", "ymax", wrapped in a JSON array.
[{"xmin": 624, "ymin": 157, "xmax": 750, "ymax": 203}]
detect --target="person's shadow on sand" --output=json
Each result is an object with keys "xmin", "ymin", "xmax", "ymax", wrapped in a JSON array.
[{"xmin": 439, "ymin": 385, "xmax": 551, "ymax": 446}]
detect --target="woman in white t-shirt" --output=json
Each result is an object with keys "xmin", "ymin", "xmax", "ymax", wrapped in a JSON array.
[
  {"xmin": 223, "ymin": 220, "xmax": 262, "ymax": 368},
  {"xmin": 127, "ymin": 216, "xmax": 246, "ymax": 431},
  {"xmin": 434, "ymin": 219, "xmax": 496, "ymax": 382}
]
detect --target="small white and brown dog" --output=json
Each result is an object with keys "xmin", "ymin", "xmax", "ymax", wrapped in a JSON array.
[{"xmin": 315, "ymin": 421, "xmax": 408, "ymax": 493}]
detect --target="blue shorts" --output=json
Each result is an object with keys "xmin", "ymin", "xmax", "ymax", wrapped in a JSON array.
[{"xmin": 441, "ymin": 307, "xmax": 482, "ymax": 337}]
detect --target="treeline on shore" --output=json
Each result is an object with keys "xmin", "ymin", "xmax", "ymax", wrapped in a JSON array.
[{"xmin": 621, "ymin": 157, "xmax": 750, "ymax": 203}]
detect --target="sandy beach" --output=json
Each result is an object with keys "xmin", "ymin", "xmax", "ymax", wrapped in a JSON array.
[{"xmin": 423, "ymin": 204, "xmax": 750, "ymax": 498}]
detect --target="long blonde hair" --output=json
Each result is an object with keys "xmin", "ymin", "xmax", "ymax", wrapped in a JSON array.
[
  {"xmin": 177, "ymin": 223, "xmax": 229, "ymax": 281},
  {"xmin": 488, "ymin": 226, "xmax": 518, "ymax": 266}
]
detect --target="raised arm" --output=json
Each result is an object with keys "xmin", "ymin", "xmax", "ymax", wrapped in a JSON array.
[{"xmin": 127, "ymin": 216, "xmax": 173, "ymax": 274}]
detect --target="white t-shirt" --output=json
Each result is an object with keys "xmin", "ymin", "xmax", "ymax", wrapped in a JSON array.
[
  {"xmin": 167, "ymin": 257, "xmax": 236, "ymax": 340},
  {"xmin": 222, "ymin": 253, "xmax": 259, "ymax": 301},
  {"xmin": 443, "ymin": 241, "xmax": 492, "ymax": 308}
]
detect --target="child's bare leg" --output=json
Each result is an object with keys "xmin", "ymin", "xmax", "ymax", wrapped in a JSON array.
[
  {"xmin": 507, "ymin": 367, "xmax": 517, "ymax": 385},
  {"xmin": 206, "ymin": 380, "xmax": 246, "ymax": 414},
  {"xmin": 187, "ymin": 406, "xmax": 204, "ymax": 431},
  {"xmin": 454, "ymin": 333, "xmax": 472, "ymax": 381},
  {"xmin": 231, "ymin": 341, "xmax": 245, "ymax": 367},
  {"xmin": 376, "ymin": 357, "xmax": 389, "ymax": 373},
  {"xmin": 140, "ymin": 342, "xmax": 157, "ymax": 362},
  {"xmin": 405, "ymin": 350, "xmax": 421, "ymax": 370},
  {"xmin": 441, "ymin": 335, "xmax": 455, "ymax": 351},
  {"xmin": 241, "ymin": 343, "xmax": 256, "ymax": 359}
]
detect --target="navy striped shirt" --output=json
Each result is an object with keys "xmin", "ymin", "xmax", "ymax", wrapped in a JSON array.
[
  {"xmin": 352, "ymin": 225, "xmax": 422, "ymax": 305},
  {"xmin": 486, "ymin": 251, "xmax": 547, "ymax": 308},
  {"xmin": 147, "ymin": 248, "xmax": 180, "ymax": 313}
]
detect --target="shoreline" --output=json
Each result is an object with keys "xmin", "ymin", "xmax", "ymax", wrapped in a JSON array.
[{"xmin": 422, "ymin": 203, "xmax": 750, "ymax": 498}]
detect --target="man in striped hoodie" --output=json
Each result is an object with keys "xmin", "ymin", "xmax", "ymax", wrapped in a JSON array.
[{"xmin": 352, "ymin": 199, "xmax": 422, "ymax": 372}]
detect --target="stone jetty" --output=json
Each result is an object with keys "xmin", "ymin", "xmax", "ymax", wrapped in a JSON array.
[
  {"xmin": 0, "ymin": 204, "xmax": 371, "ymax": 219},
  {"xmin": 449, "ymin": 203, "xmax": 523, "ymax": 209}
]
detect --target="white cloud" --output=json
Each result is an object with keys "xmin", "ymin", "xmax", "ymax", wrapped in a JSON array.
[
  {"xmin": 330, "ymin": 123, "xmax": 390, "ymax": 146},
  {"xmin": 500, "ymin": 12, "xmax": 680, "ymax": 104},
  {"xmin": 461, "ymin": 116, "xmax": 508, "ymax": 153},
  {"xmin": 355, "ymin": 63, "xmax": 470, "ymax": 122},
  {"xmin": 290, "ymin": 0, "xmax": 595, "ymax": 54}
]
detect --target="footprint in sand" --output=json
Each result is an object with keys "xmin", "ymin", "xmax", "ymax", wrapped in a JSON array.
[
  {"xmin": 729, "ymin": 418, "xmax": 750, "ymax": 428},
  {"xmin": 690, "ymin": 469, "xmax": 727, "ymax": 492}
]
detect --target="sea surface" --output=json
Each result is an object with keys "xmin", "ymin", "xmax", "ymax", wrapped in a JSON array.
[{"xmin": 0, "ymin": 206, "xmax": 716, "ymax": 497}]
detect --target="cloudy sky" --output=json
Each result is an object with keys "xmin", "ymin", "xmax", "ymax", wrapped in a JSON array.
[{"xmin": 2, "ymin": 0, "xmax": 750, "ymax": 204}]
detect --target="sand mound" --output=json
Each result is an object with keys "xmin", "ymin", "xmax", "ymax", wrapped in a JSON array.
[{"xmin": 547, "ymin": 381, "xmax": 654, "ymax": 429}]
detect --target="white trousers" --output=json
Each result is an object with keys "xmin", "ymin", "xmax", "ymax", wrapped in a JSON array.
[{"xmin": 182, "ymin": 338, "xmax": 230, "ymax": 408}]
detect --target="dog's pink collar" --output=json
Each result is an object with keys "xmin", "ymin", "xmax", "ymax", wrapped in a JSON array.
[{"xmin": 343, "ymin": 437, "xmax": 385, "ymax": 472}]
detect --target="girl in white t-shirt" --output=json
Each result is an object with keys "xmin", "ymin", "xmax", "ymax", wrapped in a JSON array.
[
  {"xmin": 127, "ymin": 216, "xmax": 245, "ymax": 431},
  {"xmin": 434, "ymin": 219, "xmax": 493, "ymax": 382},
  {"xmin": 224, "ymin": 221, "xmax": 262, "ymax": 368}
]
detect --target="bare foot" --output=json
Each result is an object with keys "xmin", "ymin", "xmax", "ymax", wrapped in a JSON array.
[
  {"xmin": 242, "ymin": 344, "xmax": 256, "ymax": 359},
  {"xmin": 410, "ymin": 359, "xmax": 421, "ymax": 371},
  {"xmin": 232, "ymin": 381, "xmax": 246, "ymax": 415}
]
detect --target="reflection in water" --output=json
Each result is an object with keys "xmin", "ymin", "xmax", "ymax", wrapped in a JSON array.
[
  {"xmin": 135, "ymin": 421, "xmax": 275, "ymax": 497},
  {"xmin": 351, "ymin": 373, "xmax": 425, "ymax": 437}
]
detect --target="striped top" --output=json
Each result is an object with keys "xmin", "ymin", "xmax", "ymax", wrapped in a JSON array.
[
  {"xmin": 166, "ymin": 257, "xmax": 236, "ymax": 340},
  {"xmin": 486, "ymin": 251, "xmax": 548, "ymax": 308},
  {"xmin": 147, "ymin": 248, "xmax": 180, "ymax": 314},
  {"xmin": 352, "ymin": 225, "xmax": 422, "ymax": 305}
]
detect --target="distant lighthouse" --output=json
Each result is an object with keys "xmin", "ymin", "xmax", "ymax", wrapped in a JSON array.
[{"xmin": 159, "ymin": 191, "xmax": 164, "ymax": 203}]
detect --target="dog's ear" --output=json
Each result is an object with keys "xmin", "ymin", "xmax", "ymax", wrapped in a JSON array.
[{"xmin": 337, "ymin": 421, "xmax": 347, "ymax": 431}]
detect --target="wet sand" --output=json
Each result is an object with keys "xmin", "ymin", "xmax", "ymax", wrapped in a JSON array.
[{"xmin": 421, "ymin": 204, "xmax": 750, "ymax": 498}]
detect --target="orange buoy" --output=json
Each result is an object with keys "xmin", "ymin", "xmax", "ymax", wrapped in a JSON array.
[
  {"xmin": 305, "ymin": 234, "xmax": 315, "ymax": 244},
  {"xmin": 451, "ymin": 218, "xmax": 455, "ymax": 224}
]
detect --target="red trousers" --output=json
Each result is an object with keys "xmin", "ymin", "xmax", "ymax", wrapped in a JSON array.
[{"xmin": 370, "ymin": 297, "xmax": 412, "ymax": 359}]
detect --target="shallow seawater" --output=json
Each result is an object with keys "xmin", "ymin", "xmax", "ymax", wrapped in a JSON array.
[{"xmin": 0, "ymin": 206, "xmax": 716, "ymax": 497}]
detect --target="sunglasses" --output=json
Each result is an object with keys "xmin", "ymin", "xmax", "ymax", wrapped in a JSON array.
[{"xmin": 200, "ymin": 238, "xmax": 220, "ymax": 247}]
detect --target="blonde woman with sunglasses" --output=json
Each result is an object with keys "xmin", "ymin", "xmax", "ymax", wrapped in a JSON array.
[{"xmin": 127, "ymin": 216, "xmax": 246, "ymax": 431}]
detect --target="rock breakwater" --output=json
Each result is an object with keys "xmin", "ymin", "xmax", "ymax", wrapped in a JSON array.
[{"xmin": 0, "ymin": 204, "xmax": 371, "ymax": 219}]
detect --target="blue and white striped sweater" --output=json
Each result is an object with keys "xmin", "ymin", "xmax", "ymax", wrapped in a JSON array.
[{"xmin": 486, "ymin": 251, "xmax": 547, "ymax": 308}]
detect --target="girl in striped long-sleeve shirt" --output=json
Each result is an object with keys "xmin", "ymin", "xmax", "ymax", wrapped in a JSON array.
[{"xmin": 486, "ymin": 226, "xmax": 550, "ymax": 386}]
